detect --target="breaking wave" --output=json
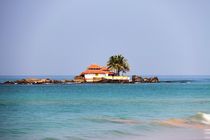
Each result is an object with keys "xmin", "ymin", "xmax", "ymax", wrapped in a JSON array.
[
  {"xmin": 190, "ymin": 112, "xmax": 210, "ymax": 125},
  {"xmin": 156, "ymin": 112, "xmax": 210, "ymax": 129}
]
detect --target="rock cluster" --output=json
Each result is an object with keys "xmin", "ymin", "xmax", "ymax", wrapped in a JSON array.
[
  {"xmin": 132, "ymin": 75, "xmax": 159, "ymax": 83},
  {"xmin": 73, "ymin": 76, "xmax": 85, "ymax": 83},
  {"xmin": 100, "ymin": 78, "xmax": 130, "ymax": 83},
  {"xmin": 2, "ymin": 78, "xmax": 73, "ymax": 85},
  {"xmin": 2, "ymin": 76, "xmax": 160, "ymax": 85}
]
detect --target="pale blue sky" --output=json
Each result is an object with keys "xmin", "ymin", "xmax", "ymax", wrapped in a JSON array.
[{"xmin": 0, "ymin": 0, "xmax": 210, "ymax": 75}]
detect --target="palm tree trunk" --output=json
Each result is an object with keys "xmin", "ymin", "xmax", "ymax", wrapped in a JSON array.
[{"xmin": 117, "ymin": 70, "xmax": 120, "ymax": 76}]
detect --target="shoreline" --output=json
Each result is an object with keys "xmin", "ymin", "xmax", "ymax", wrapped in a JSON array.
[
  {"xmin": 0, "ymin": 77, "xmax": 199, "ymax": 85},
  {"xmin": 0, "ymin": 75, "xmax": 160, "ymax": 85}
]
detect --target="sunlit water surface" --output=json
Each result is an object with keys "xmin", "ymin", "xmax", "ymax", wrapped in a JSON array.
[{"xmin": 0, "ymin": 76, "xmax": 210, "ymax": 140}]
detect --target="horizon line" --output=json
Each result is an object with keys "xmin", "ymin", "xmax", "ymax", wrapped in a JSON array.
[{"xmin": 0, "ymin": 74, "xmax": 210, "ymax": 76}]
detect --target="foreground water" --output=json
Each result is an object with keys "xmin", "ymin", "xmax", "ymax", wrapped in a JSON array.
[{"xmin": 0, "ymin": 76, "xmax": 210, "ymax": 140}]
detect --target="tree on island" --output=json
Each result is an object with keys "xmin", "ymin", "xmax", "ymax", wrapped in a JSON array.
[{"xmin": 107, "ymin": 54, "xmax": 130, "ymax": 76}]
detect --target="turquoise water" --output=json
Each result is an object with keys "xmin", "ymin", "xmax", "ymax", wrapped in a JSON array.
[{"xmin": 0, "ymin": 76, "xmax": 210, "ymax": 140}]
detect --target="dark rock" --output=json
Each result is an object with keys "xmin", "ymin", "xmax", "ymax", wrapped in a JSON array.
[
  {"xmin": 132, "ymin": 75, "xmax": 159, "ymax": 83},
  {"xmin": 144, "ymin": 77, "xmax": 159, "ymax": 83},
  {"xmin": 51, "ymin": 80, "xmax": 64, "ymax": 84},
  {"xmin": 16, "ymin": 79, "xmax": 28, "ymax": 84},
  {"xmin": 73, "ymin": 76, "xmax": 85, "ymax": 83},
  {"xmin": 143, "ymin": 78, "xmax": 150, "ymax": 83},
  {"xmin": 151, "ymin": 77, "xmax": 159, "ymax": 83},
  {"xmin": 3, "ymin": 78, "xmax": 68, "ymax": 85},
  {"xmin": 2, "ymin": 76, "xmax": 159, "ymax": 85},
  {"xmin": 3, "ymin": 81, "xmax": 16, "ymax": 84},
  {"xmin": 132, "ymin": 75, "xmax": 144, "ymax": 83},
  {"xmin": 101, "ymin": 78, "xmax": 130, "ymax": 83}
]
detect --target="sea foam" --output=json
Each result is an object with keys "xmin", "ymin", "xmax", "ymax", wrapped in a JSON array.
[{"xmin": 191, "ymin": 112, "xmax": 210, "ymax": 125}]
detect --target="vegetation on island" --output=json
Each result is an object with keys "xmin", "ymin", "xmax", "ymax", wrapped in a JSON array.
[{"xmin": 107, "ymin": 54, "xmax": 130, "ymax": 76}]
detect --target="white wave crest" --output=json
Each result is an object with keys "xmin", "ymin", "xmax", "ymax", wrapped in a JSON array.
[{"xmin": 191, "ymin": 112, "xmax": 210, "ymax": 125}]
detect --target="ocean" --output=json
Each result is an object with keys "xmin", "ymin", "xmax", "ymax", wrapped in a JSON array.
[{"xmin": 0, "ymin": 75, "xmax": 210, "ymax": 140}]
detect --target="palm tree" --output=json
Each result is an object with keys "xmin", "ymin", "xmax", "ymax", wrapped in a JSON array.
[{"xmin": 107, "ymin": 54, "xmax": 130, "ymax": 76}]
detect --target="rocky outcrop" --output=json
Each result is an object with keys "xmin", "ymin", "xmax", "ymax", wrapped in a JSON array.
[
  {"xmin": 3, "ymin": 81, "xmax": 16, "ymax": 84},
  {"xmin": 150, "ymin": 77, "xmax": 159, "ymax": 83},
  {"xmin": 132, "ymin": 75, "xmax": 159, "ymax": 83},
  {"xmin": 63, "ymin": 79, "xmax": 74, "ymax": 83},
  {"xmin": 100, "ymin": 78, "xmax": 130, "ymax": 83},
  {"xmin": 132, "ymin": 75, "xmax": 144, "ymax": 83},
  {"xmin": 143, "ymin": 77, "xmax": 159, "ymax": 83},
  {"xmin": 2, "ymin": 76, "xmax": 160, "ymax": 85},
  {"xmin": 73, "ymin": 76, "xmax": 85, "ymax": 83},
  {"xmin": 2, "ymin": 78, "xmax": 73, "ymax": 85},
  {"xmin": 15, "ymin": 78, "xmax": 54, "ymax": 84}
]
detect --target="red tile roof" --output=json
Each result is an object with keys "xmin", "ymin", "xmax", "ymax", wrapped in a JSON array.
[
  {"xmin": 80, "ymin": 64, "xmax": 114, "ymax": 75},
  {"xmin": 101, "ymin": 67, "xmax": 109, "ymax": 71},
  {"xmin": 87, "ymin": 64, "xmax": 101, "ymax": 69},
  {"xmin": 81, "ymin": 70, "xmax": 109, "ymax": 75}
]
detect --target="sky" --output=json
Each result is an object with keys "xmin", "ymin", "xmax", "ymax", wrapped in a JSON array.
[{"xmin": 0, "ymin": 0, "xmax": 210, "ymax": 75}]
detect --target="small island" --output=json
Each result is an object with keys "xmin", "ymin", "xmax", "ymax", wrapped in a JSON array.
[{"xmin": 2, "ymin": 55, "xmax": 159, "ymax": 85}]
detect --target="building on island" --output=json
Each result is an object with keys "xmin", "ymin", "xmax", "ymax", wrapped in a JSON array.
[
  {"xmin": 80, "ymin": 64, "xmax": 114, "ymax": 82},
  {"xmin": 80, "ymin": 64, "xmax": 130, "ymax": 82}
]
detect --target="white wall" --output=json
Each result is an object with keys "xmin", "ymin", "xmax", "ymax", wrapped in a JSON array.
[
  {"xmin": 104, "ymin": 76, "xmax": 130, "ymax": 80},
  {"xmin": 84, "ymin": 74, "xmax": 108, "ymax": 82}
]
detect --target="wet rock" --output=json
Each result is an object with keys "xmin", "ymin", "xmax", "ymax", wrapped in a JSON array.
[
  {"xmin": 151, "ymin": 77, "xmax": 159, "ymax": 83},
  {"xmin": 143, "ymin": 78, "xmax": 150, "ymax": 83},
  {"xmin": 132, "ymin": 75, "xmax": 144, "ymax": 83},
  {"xmin": 15, "ymin": 78, "xmax": 53, "ymax": 84},
  {"xmin": 100, "ymin": 78, "xmax": 130, "ymax": 83},
  {"xmin": 3, "ymin": 78, "xmax": 71, "ymax": 85},
  {"xmin": 16, "ymin": 79, "xmax": 28, "ymax": 84},
  {"xmin": 3, "ymin": 81, "xmax": 16, "ymax": 84},
  {"xmin": 132, "ymin": 75, "xmax": 159, "ymax": 83}
]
